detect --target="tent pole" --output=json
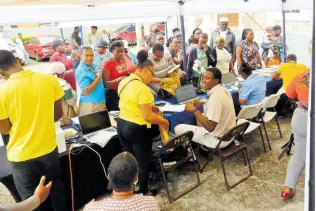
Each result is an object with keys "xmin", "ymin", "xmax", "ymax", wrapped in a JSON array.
[
  {"xmin": 60, "ymin": 28, "xmax": 64, "ymax": 39},
  {"xmin": 80, "ymin": 25, "xmax": 84, "ymax": 45},
  {"xmin": 179, "ymin": 0, "xmax": 187, "ymax": 72},
  {"xmin": 308, "ymin": 0, "xmax": 315, "ymax": 210},
  {"xmin": 282, "ymin": 2, "xmax": 287, "ymax": 62},
  {"xmin": 165, "ymin": 20, "xmax": 168, "ymax": 39}
]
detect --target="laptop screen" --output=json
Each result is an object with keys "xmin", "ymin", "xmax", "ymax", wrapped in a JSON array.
[
  {"xmin": 78, "ymin": 110, "xmax": 111, "ymax": 135},
  {"xmin": 175, "ymin": 84, "xmax": 197, "ymax": 104},
  {"xmin": 222, "ymin": 72, "xmax": 237, "ymax": 84}
]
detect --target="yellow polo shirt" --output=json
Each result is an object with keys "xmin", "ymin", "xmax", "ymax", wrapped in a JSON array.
[
  {"xmin": 276, "ymin": 62, "xmax": 309, "ymax": 88},
  {"xmin": 0, "ymin": 70, "xmax": 64, "ymax": 162},
  {"xmin": 118, "ymin": 74, "xmax": 154, "ymax": 127}
]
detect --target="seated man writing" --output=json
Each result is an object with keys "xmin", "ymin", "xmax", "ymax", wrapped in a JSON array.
[
  {"xmin": 175, "ymin": 68, "xmax": 236, "ymax": 148},
  {"xmin": 84, "ymin": 152, "xmax": 159, "ymax": 211}
]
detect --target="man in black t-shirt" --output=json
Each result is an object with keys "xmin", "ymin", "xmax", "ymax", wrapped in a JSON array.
[{"xmin": 71, "ymin": 26, "xmax": 82, "ymax": 50}]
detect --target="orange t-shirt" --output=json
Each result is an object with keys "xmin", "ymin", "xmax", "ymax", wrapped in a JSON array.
[{"xmin": 286, "ymin": 71, "xmax": 309, "ymax": 107}]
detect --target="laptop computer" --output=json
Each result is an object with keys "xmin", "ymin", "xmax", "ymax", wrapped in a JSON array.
[
  {"xmin": 78, "ymin": 110, "xmax": 117, "ymax": 140},
  {"xmin": 222, "ymin": 72, "xmax": 238, "ymax": 85},
  {"xmin": 175, "ymin": 84, "xmax": 199, "ymax": 104}
]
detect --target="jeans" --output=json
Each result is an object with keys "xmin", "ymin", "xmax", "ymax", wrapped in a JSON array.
[
  {"xmin": 117, "ymin": 118, "xmax": 155, "ymax": 194},
  {"xmin": 10, "ymin": 148, "xmax": 68, "ymax": 211},
  {"xmin": 284, "ymin": 108, "xmax": 308, "ymax": 189}
]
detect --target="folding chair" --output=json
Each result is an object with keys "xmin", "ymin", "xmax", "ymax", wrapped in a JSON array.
[
  {"xmin": 237, "ymin": 102, "xmax": 269, "ymax": 152},
  {"xmin": 157, "ymin": 131, "xmax": 201, "ymax": 203},
  {"xmin": 259, "ymin": 94, "xmax": 283, "ymax": 148},
  {"xmin": 200, "ymin": 122, "xmax": 253, "ymax": 190}
]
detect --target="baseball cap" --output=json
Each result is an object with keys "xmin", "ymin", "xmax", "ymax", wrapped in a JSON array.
[
  {"xmin": 52, "ymin": 38, "xmax": 66, "ymax": 50},
  {"xmin": 51, "ymin": 62, "xmax": 66, "ymax": 75},
  {"xmin": 96, "ymin": 40, "xmax": 109, "ymax": 48},
  {"xmin": 219, "ymin": 17, "xmax": 229, "ymax": 23}
]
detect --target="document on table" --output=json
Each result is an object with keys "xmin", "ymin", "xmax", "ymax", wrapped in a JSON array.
[
  {"xmin": 159, "ymin": 104, "xmax": 185, "ymax": 113},
  {"xmin": 87, "ymin": 129, "xmax": 118, "ymax": 148}
]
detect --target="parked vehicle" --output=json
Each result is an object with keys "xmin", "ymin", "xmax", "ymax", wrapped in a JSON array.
[
  {"xmin": 24, "ymin": 35, "xmax": 71, "ymax": 61},
  {"xmin": 110, "ymin": 22, "xmax": 166, "ymax": 45}
]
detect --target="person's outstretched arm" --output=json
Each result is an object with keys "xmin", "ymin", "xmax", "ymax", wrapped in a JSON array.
[{"xmin": 2, "ymin": 176, "xmax": 52, "ymax": 211}]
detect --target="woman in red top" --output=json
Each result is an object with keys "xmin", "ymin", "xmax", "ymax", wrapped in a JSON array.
[{"xmin": 103, "ymin": 41, "xmax": 136, "ymax": 111}]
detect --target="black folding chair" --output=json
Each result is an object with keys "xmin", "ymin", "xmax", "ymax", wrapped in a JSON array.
[
  {"xmin": 157, "ymin": 131, "xmax": 201, "ymax": 203},
  {"xmin": 200, "ymin": 122, "xmax": 253, "ymax": 190}
]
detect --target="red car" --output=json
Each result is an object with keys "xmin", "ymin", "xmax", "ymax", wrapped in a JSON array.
[
  {"xmin": 25, "ymin": 35, "xmax": 71, "ymax": 61},
  {"xmin": 111, "ymin": 22, "xmax": 166, "ymax": 45}
]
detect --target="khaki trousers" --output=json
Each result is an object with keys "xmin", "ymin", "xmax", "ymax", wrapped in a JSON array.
[{"xmin": 79, "ymin": 102, "xmax": 106, "ymax": 116}]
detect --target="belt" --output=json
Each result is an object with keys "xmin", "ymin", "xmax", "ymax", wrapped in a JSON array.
[{"xmin": 298, "ymin": 103, "xmax": 308, "ymax": 111}]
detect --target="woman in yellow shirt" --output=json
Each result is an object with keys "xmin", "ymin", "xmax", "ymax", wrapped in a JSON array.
[{"xmin": 117, "ymin": 49, "xmax": 169, "ymax": 196}]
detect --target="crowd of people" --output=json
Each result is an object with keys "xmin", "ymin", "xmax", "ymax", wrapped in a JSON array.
[{"xmin": 0, "ymin": 16, "xmax": 311, "ymax": 210}]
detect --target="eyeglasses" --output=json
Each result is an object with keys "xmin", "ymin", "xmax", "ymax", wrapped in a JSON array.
[{"xmin": 147, "ymin": 67, "xmax": 155, "ymax": 77}]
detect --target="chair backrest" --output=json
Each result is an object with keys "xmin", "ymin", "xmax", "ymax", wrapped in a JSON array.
[
  {"xmin": 222, "ymin": 72, "xmax": 237, "ymax": 84},
  {"xmin": 277, "ymin": 87, "xmax": 285, "ymax": 95},
  {"xmin": 161, "ymin": 131, "xmax": 194, "ymax": 152},
  {"xmin": 237, "ymin": 102, "xmax": 263, "ymax": 120},
  {"xmin": 262, "ymin": 94, "xmax": 281, "ymax": 109},
  {"xmin": 220, "ymin": 121, "xmax": 250, "ymax": 143}
]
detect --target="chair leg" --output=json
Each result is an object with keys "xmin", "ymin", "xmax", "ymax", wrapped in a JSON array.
[
  {"xmin": 261, "ymin": 121, "xmax": 272, "ymax": 151},
  {"xmin": 159, "ymin": 158, "xmax": 173, "ymax": 203},
  {"xmin": 242, "ymin": 151, "xmax": 247, "ymax": 166},
  {"xmin": 245, "ymin": 148, "xmax": 253, "ymax": 176},
  {"xmin": 274, "ymin": 115, "xmax": 283, "ymax": 138},
  {"xmin": 200, "ymin": 151, "xmax": 213, "ymax": 173},
  {"xmin": 258, "ymin": 126, "xmax": 267, "ymax": 152},
  {"xmin": 219, "ymin": 154, "xmax": 230, "ymax": 190}
]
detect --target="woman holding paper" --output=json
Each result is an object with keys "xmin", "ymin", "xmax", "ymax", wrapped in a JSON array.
[{"xmin": 117, "ymin": 49, "xmax": 169, "ymax": 196}]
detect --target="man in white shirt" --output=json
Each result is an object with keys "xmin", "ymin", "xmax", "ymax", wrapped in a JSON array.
[
  {"xmin": 210, "ymin": 17, "xmax": 236, "ymax": 62},
  {"xmin": 175, "ymin": 67, "xmax": 236, "ymax": 148},
  {"xmin": 16, "ymin": 33, "xmax": 30, "ymax": 65}
]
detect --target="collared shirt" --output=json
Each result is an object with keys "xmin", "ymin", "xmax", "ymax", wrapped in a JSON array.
[
  {"xmin": 0, "ymin": 70, "xmax": 64, "ymax": 162},
  {"xmin": 75, "ymin": 61, "xmax": 105, "ymax": 104},
  {"xmin": 204, "ymin": 84, "xmax": 236, "ymax": 137},
  {"xmin": 118, "ymin": 74, "xmax": 154, "ymax": 127},
  {"xmin": 276, "ymin": 61, "xmax": 309, "ymax": 88},
  {"xmin": 240, "ymin": 73, "xmax": 266, "ymax": 108},
  {"xmin": 93, "ymin": 51, "xmax": 112, "ymax": 72}
]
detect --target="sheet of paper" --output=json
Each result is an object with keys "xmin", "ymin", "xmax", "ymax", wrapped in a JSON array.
[{"xmin": 159, "ymin": 104, "xmax": 185, "ymax": 113}]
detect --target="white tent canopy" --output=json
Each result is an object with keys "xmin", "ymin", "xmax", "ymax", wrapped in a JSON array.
[{"xmin": 0, "ymin": 0, "xmax": 313, "ymax": 24}]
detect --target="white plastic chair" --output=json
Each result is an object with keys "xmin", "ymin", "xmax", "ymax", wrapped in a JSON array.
[
  {"xmin": 237, "ymin": 102, "xmax": 268, "ymax": 152},
  {"xmin": 259, "ymin": 94, "xmax": 283, "ymax": 148},
  {"xmin": 277, "ymin": 87, "xmax": 285, "ymax": 95}
]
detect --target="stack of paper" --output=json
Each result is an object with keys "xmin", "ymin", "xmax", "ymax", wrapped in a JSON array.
[
  {"xmin": 159, "ymin": 104, "xmax": 185, "ymax": 113},
  {"xmin": 87, "ymin": 129, "xmax": 118, "ymax": 148}
]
